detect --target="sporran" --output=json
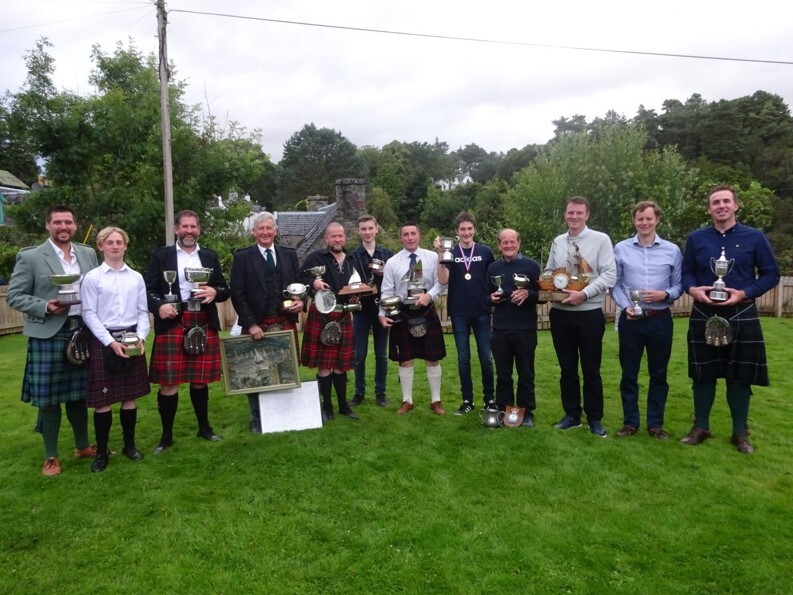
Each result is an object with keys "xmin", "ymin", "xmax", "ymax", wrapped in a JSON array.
[
  {"xmin": 408, "ymin": 316, "xmax": 427, "ymax": 338},
  {"xmin": 704, "ymin": 315, "xmax": 733, "ymax": 347},
  {"xmin": 183, "ymin": 325, "xmax": 208, "ymax": 355},
  {"xmin": 320, "ymin": 321, "xmax": 342, "ymax": 346},
  {"xmin": 66, "ymin": 326, "xmax": 90, "ymax": 365}
]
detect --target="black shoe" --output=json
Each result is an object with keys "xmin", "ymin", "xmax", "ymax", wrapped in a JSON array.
[
  {"xmin": 91, "ymin": 450, "xmax": 110, "ymax": 473},
  {"xmin": 588, "ymin": 419, "xmax": 607, "ymax": 438},
  {"xmin": 375, "ymin": 393, "xmax": 389, "ymax": 408},
  {"xmin": 122, "ymin": 446, "xmax": 143, "ymax": 461},
  {"xmin": 351, "ymin": 393, "xmax": 365, "ymax": 406},
  {"xmin": 339, "ymin": 407, "xmax": 359, "ymax": 420},
  {"xmin": 197, "ymin": 427, "xmax": 222, "ymax": 441},
  {"xmin": 249, "ymin": 417, "xmax": 262, "ymax": 434},
  {"xmin": 521, "ymin": 414, "xmax": 535, "ymax": 428},
  {"xmin": 553, "ymin": 415, "xmax": 582, "ymax": 430},
  {"xmin": 454, "ymin": 402, "xmax": 474, "ymax": 416},
  {"xmin": 321, "ymin": 409, "xmax": 334, "ymax": 423},
  {"xmin": 153, "ymin": 437, "xmax": 174, "ymax": 455}
]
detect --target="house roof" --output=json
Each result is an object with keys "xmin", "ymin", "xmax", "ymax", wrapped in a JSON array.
[
  {"xmin": 0, "ymin": 171, "xmax": 29, "ymax": 189},
  {"xmin": 275, "ymin": 203, "xmax": 338, "ymax": 260}
]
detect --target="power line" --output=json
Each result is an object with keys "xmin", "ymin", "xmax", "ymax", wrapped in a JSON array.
[
  {"xmin": 170, "ymin": 8, "xmax": 793, "ymax": 67},
  {"xmin": 0, "ymin": 6, "xmax": 151, "ymax": 34}
]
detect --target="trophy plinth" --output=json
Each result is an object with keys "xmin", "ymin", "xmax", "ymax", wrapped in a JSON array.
[
  {"xmin": 709, "ymin": 248, "xmax": 734, "ymax": 302},
  {"xmin": 184, "ymin": 267, "xmax": 213, "ymax": 312},
  {"xmin": 538, "ymin": 268, "xmax": 589, "ymax": 302},
  {"xmin": 281, "ymin": 283, "xmax": 308, "ymax": 312},
  {"xmin": 49, "ymin": 274, "xmax": 82, "ymax": 305},
  {"xmin": 338, "ymin": 269, "xmax": 376, "ymax": 296},
  {"xmin": 629, "ymin": 289, "xmax": 644, "ymax": 317},
  {"xmin": 439, "ymin": 237, "xmax": 455, "ymax": 264}
]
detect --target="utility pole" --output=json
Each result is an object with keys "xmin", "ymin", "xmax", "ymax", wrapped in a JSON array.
[{"xmin": 157, "ymin": 0, "xmax": 175, "ymax": 245}]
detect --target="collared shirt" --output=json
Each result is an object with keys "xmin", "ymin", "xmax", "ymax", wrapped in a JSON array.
[
  {"xmin": 612, "ymin": 233, "xmax": 683, "ymax": 310},
  {"xmin": 257, "ymin": 244, "xmax": 277, "ymax": 268},
  {"xmin": 350, "ymin": 243, "xmax": 394, "ymax": 317},
  {"xmin": 176, "ymin": 242, "xmax": 204, "ymax": 301},
  {"xmin": 378, "ymin": 247, "xmax": 445, "ymax": 316},
  {"xmin": 681, "ymin": 223, "xmax": 780, "ymax": 299},
  {"xmin": 81, "ymin": 262, "xmax": 150, "ymax": 346},
  {"xmin": 49, "ymin": 239, "xmax": 82, "ymax": 316}
]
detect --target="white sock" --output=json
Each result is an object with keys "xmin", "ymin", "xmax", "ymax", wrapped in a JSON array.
[
  {"xmin": 427, "ymin": 365, "xmax": 442, "ymax": 403},
  {"xmin": 398, "ymin": 366, "xmax": 414, "ymax": 404}
]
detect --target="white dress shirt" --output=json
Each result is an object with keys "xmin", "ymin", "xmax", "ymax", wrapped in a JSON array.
[
  {"xmin": 378, "ymin": 247, "xmax": 445, "ymax": 316},
  {"xmin": 49, "ymin": 239, "xmax": 82, "ymax": 316},
  {"xmin": 258, "ymin": 244, "xmax": 277, "ymax": 268},
  {"xmin": 177, "ymin": 242, "xmax": 204, "ymax": 301},
  {"xmin": 81, "ymin": 262, "xmax": 150, "ymax": 346}
]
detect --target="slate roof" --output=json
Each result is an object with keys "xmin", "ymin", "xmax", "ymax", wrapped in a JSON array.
[
  {"xmin": 275, "ymin": 203, "xmax": 338, "ymax": 260},
  {"xmin": 0, "ymin": 170, "xmax": 29, "ymax": 189}
]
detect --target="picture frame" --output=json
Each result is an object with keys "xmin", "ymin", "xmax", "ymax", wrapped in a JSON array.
[{"xmin": 220, "ymin": 331, "xmax": 301, "ymax": 396}]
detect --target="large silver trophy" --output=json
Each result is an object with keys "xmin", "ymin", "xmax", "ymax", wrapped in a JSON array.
[
  {"xmin": 163, "ymin": 270, "xmax": 180, "ymax": 312},
  {"xmin": 709, "ymin": 248, "xmax": 734, "ymax": 302},
  {"xmin": 305, "ymin": 266, "xmax": 326, "ymax": 282},
  {"xmin": 513, "ymin": 273, "xmax": 529, "ymax": 289},
  {"xmin": 183, "ymin": 267, "xmax": 213, "ymax": 312},
  {"xmin": 629, "ymin": 288, "xmax": 644, "ymax": 317},
  {"xmin": 380, "ymin": 296, "xmax": 403, "ymax": 321},
  {"xmin": 404, "ymin": 260, "xmax": 426, "ymax": 306},
  {"xmin": 438, "ymin": 237, "xmax": 456, "ymax": 265},
  {"xmin": 49, "ymin": 274, "xmax": 82, "ymax": 305}
]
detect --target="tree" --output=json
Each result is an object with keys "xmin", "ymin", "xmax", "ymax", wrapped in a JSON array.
[{"xmin": 277, "ymin": 123, "xmax": 364, "ymax": 209}]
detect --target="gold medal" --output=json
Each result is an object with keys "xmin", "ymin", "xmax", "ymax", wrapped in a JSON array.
[{"xmin": 464, "ymin": 273, "xmax": 472, "ymax": 280}]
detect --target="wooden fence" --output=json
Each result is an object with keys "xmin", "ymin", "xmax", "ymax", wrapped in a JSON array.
[{"xmin": 2, "ymin": 278, "xmax": 792, "ymax": 336}]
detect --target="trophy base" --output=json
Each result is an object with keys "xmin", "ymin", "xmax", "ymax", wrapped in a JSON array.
[
  {"xmin": 709, "ymin": 290, "xmax": 728, "ymax": 302},
  {"xmin": 538, "ymin": 290, "xmax": 569, "ymax": 303},
  {"xmin": 338, "ymin": 284, "xmax": 377, "ymax": 296},
  {"xmin": 439, "ymin": 258, "xmax": 455, "ymax": 265},
  {"xmin": 165, "ymin": 298, "xmax": 181, "ymax": 312},
  {"xmin": 186, "ymin": 299, "xmax": 202, "ymax": 312},
  {"xmin": 55, "ymin": 293, "xmax": 81, "ymax": 306}
]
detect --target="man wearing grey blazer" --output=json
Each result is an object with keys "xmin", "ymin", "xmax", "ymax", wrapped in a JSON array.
[{"xmin": 7, "ymin": 205, "xmax": 99, "ymax": 476}]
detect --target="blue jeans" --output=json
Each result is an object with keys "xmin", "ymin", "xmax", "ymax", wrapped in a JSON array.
[
  {"xmin": 618, "ymin": 310, "xmax": 673, "ymax": 429},
  {"xmin": 353, "ymin": 314, "xmax": 389, "ymax": 395},
  {"xmin": 451, "ymin": 314, "xmax": 495, "ymax": 404}
]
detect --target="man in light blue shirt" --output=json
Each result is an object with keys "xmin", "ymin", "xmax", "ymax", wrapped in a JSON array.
[{"xmin": 612, "ymin": 201, "xmax": 682, "ymax": 439}]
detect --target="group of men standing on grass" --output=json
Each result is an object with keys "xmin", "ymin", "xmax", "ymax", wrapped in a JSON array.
[{"xmin": 8, "ymin": 184, "xmax": 780, "ymax": 476}]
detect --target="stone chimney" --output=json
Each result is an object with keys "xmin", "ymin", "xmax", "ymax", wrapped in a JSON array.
[
  {"xmin": 335, "ymin": 178, "xmax": 366, "ymax": 234},
  {"xmin": 307, "ymin": 195, "xmax": 329, "ymax": 211}
]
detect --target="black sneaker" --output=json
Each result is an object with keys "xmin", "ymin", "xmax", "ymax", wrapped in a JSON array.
[
  {"xmin": 521, "ymin": 414, "xmax": 535, "ymax": 428},
  {"xmin": 553, "ymin": 415, "xmax": 582, "ymax": 430},
  {"xmin": 375, "ymin": 393, "xmax": 389, "ymax": 408},
  {"xmin": 454, "ymin": 402, "xmax": 474, "ymax": 416},
  {"xmin": 588, "ymin": 419, "xmax": 607, "ymax": 438},
  {"xmin": 351, "ymin": 393, "xmax": 365, "ymax": 406}
]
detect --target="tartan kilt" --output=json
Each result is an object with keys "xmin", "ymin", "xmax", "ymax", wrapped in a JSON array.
[
  {"xmin": 87, "ymin": 335, "xmax": 150, "ymax": 408},
  {"xmin": 247, "ymin": 315, "xmax": 300, "ymax": 352},
  {"xmin": 688, "ymin": 302, "xmax": 769, "ymax": 386},
  {"xmin": 301, "ymin": 307, "xmax": 354, "ymax": 371},
  {"xmin": 21, "ymin": 327, "xmax": 89, "ymax": 407},
  {"xmin": 149, "ymin": 310, "xmax": 222, "ymax": 386},
  {"xmin": 388, "ymin": 305, "xmax": 447, "ymax": 362}
]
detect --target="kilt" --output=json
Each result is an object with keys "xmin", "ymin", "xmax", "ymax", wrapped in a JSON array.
[
  {"xmin": 149, "ymin": 310, "xmax": 222, "ymax": 386},
  {"xmin": 688, "ymin": 302, "xmax": 769, "ymax": 386},
  {"xmin": 301, "ymin": 307, "xmax": 354, "ymax": 371},
  {"xmin": 21, "ymin": 326, "xmax": 89, "ymax": 407},
  {"xmin": 87, "ymin": 334, "xmax": 150, "ymax": 407},
  {"xmin": 388, "ymin": 305, "xmax": 446, "ymax": 362},
  {"xmin": 247, "ymin": 315, "xmax": 300, "ymax": 352}
]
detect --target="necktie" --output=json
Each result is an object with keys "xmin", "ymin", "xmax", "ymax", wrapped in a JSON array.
[{"xmin": 266, "ymin": 248, "xmax": 275, "ymax": 271}]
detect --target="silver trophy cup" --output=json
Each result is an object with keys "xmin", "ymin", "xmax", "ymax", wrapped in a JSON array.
[
  {"xmin": 305, "ymin": 265, "xmax": 326, "ymax": 281},
  {"xmin": 629, "ymin": 288, "xmax": 644, "ymax": 317},
  {"xmin": 491, "ymin": 275, "xmax": 504, "ymax": 296},
  {"xmin": 709, "ymin": 249, "xmax": 734, "ymax": 302},
  {"xmin": 380, "ymin": 295, "xmax": 403, "ymax": 321},
  {"xmin": 49, "ymin": 274, "xmax": 82, "ymax": 305},
  {"xmin": 183, "ymin": 267, "xmax": 213, "ymax": 312},
  {"xmin": 439, "ymin": 237, "xmax": 455, "ymax": 264},
  {"xmin": 281, "ymin": 283, "xmax": 308, "ymax": 311},
  {"xmin": 162, "ymin": 270, "xmax": 180, "ymax": 312},
  {"xmin": 513, "ymin": 273, "xmax": 529, "ymax": 289}
]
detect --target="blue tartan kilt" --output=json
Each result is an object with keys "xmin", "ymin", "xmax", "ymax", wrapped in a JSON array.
[
  {"xmin": 21, "ymin": 327, "xmax": 89, "ymax": 407},
  {"xmin": 388, "ymin": 305, "xmax": 447, "ymax": 362},
  {"xmin": 300, "ymin": 307, "xmax": 354, "ymax": 371},
  {"xmin": 688, "ymin": 302, "xmax": 769, "ymax": 386},
  {"xmin": 87, "ymin": 335, "xmax": 151, "ymax": 408}
]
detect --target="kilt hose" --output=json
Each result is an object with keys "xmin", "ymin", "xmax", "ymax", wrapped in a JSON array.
[
  {"xmin": 21, "ymin": 326, "xmax": 89, "ymax": 407},
  {"xmin": 688, "ymin": 302, "xmax": 769, "ymax": 386},
  {"xmin": 149, "ymin": 310, "xmax": 222, "ymax": 386},
  {"xmin": 388, "ymin": 304, "xmax": 447, "ymax": 362},
  {"xmin": 301, "ymin": 307, "xmax": 354, "ymax": 371},
  {"xmin": 86, "ymin": 335, "xmax": 150, "ymax": 408}
]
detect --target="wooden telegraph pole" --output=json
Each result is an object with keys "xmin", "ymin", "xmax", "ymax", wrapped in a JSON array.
[{"xmin": 157, "ymin": 0, "xmax": 175, "ymax": 245}]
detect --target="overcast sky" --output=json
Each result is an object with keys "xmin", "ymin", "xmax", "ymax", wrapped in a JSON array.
[{"xmin": 3, "ymin": 0, "xmax": 792, "ymax": 163}]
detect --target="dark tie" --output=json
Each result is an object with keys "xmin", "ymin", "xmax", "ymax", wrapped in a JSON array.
[
  {"xmin": 265, "ymin": 248, "xmax": 275, "ymax": 271},
  {"xmin": 408, "ymin": 252, "xmax": 417, "ymax": 277}
]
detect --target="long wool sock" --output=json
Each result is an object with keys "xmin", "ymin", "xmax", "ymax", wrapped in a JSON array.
[
  {"xmin": 398, "ymin": 367, "xmax": 414, "ymax": 404},
  {"xmin": 65, "ymin": 400, "xmax": 90, "ymax": 450},
  {"xmin": 692, "ymin": 381, "xmax": 717, "ymax": 431},
  {"xmin": 427, "ymin": 365, "xmax": 442, "ymax": 403},
  {"xmin": 332, "ymin": 372, "xmax": 349, "ymax": 411},
  {"xmin": 157, "ymin": 392, "xmax": 178, "ymax": 442},
  {"xmin": 93, "ymin": 410, "xmax": 113, "ymax": 455},
  {"xmin": 40, "ymin": 406, "xmax": 62, "ymax": 459},
  {"xmin": 119, "ymin": 407, "xmax": 138, "ymax": 449},
  {"xmin": 317, "ymin": 375, "xmax": 334, "ymax": 415},
  {"xmin": 726, "ymin": 382, "xmax": 752, "ymax": 434},
  {"xmin": 190, "ymin": 385, "xmax": 210, "ymax": 430}
]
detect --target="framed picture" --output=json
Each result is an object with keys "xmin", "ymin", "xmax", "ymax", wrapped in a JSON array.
[{"xmin": 220, "ymin": 331, "xmax": 301, "ymax": 396}]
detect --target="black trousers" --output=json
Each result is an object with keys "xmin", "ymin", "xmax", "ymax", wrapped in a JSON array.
[
  {"xmin": 491, "ymin": 328, "xmax": 537, "ymax": 412},
  {"xmin": 549, "ymin": 307, "xmax": 605, "ymax": 421}
]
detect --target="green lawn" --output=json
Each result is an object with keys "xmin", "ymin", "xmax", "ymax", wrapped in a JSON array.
[{"xmin": 1, "ymin": 318, "xmax": 792, "ymax": 594}]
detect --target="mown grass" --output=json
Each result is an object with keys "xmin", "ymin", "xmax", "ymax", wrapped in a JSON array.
[{"xmin": 1, "ymin": 317, "xmax": 792, "ymax": 594}]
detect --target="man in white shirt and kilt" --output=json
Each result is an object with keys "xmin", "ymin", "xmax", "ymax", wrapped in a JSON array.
[{"xmin": 144, "ymin": 210, "xmax": 230, "ymax": 453}]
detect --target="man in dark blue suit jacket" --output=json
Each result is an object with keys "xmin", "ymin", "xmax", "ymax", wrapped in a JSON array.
[
  {"xmin": 231, "ymin": 211, "xmax": 304, "ymax": 432},
  {"xmin": 144, "ymin": 210, "xmax": 230, "ymax": 454}
]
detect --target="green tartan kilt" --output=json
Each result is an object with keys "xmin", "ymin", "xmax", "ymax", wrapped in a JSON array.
[{"xmin": 21, "ymin": 327, "xmax": 89, "ymax": 407}]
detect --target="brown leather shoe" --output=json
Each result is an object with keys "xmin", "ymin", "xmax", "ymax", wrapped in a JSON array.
[
  {"xmin": 396, "ymin": 401, "xmax": 414, "ymax": 415},
  {"xmin": 42, "ymin": 457, "xmax": 61, "ymax": 476},
  {"xmin": 74, "ymin": 444, "xmax": 97, "ymax": 458},
  {"xmin": 680, "ymin": 426, "xmax": 711, "ymax": 445},
  {"xmin": 615, "ymin": 425, "xmax": 638, "ymax": 437},
  {"xmin": 647, "ymin": 427, "xmax": 669, "ymax": 440},
  {"xmin": 430, "ymin": 402, "xmax": 446, "ymax": 415},
  {"xmin": 731, "ymin": 432, "xmax": 755, "ymax": 454}
]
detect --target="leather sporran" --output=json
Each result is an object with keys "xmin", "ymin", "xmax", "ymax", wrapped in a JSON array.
[
  {"xmin": 503, "ymin": 406, "xmax": 525, "ymax": 427},
  {"xmin": 704, "ymin": 315, "xmax": 733, "ymax": 347},
  {"xmin": 183, "ymin": 325, "xmax": 208, "ymax": 355},
  {"xmin": 66, "ymin": 326, "xmax": 90, "ymax": 365},
  {"xmin": 408, "ymin": 316, "xmax": 427, "ymax": 338},
  {"xmin": 320, "ymin": 321, "xmax": 342, "ymax": 346}
]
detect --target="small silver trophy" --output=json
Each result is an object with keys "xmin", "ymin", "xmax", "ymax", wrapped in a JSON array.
[
  {"xmin": 491, "ymin": 275, "xmax": 504, "ymax": 297},
  {"xmin": 513, "ymin": 273, "xmax": 529, "ymax": 289},
  {"xmin": 281, "ymin": 283, "xmax": 308, "ymax": 311},
  {"xmin": 114, "ymin": 331, "xmax": 142, "ymax": 357},
  {"xmin": 49, "ymin": 274, "xmax": 82, "ymax": 305},
  {"xmin": 369, "ymin": 258, "xmax": 385, "ymax": 273},
  {"xmin": 183, "ymin": 267, "xmax": 213, "ymax": 312},
  {"xmin": 380, "ymin": 296, "xmax": 403, "ymax": 321},
  {"xmin": 709, "ymin": 248, "xmax": 734, "ymax": 302},
  {"xmin": 439, "ymin": 237, "xmax": 456, "ymax": 264},
  {"xmin": 629, "ymin": 288, "xmax": 644, "ymax": 317},
  {"xmin": 305, "ymin": 265, "xmax": 326, "ymax": 281},
  {"xmin": 163, "ymin": 270, "xmax": 180, "ymax": 312}
]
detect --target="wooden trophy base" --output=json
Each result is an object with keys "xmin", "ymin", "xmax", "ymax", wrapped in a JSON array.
[
  {"xmin": 538, "ymin": 290, "xmax": 569, "ymax": 303},
  {"xmin": 338, "ymin": 284, "xmax": 377, "ymax": 296}
]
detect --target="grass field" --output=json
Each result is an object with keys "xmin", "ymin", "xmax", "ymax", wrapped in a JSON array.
[{"xmin": 1, "ymin": 317, "xmax": 792, "ymax": 594}]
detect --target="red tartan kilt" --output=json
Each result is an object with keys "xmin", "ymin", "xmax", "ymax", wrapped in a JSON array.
[
  {"xmin": 87, "ymin": 335, "xmax": 150, "ymax": 408},
  {"xmin": 149, "ymin": 310, "xmax": 222, "ymax": 386},
  {"xmin": 301, "ymin": 308, "xmax": 354, "ymax": 371},
  {"xmin": 247, "ymin": 316, "xmax": 300, "ymax": 352}
]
